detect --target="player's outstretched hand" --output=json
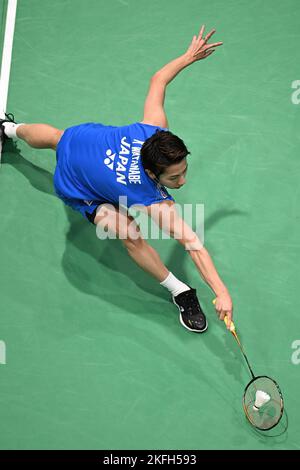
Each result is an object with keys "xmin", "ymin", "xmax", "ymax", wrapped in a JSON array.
[
  {"xmin": 214, "ymin": 291, "xmax": 233, "ymax": 329},
  {"xmin": 184, "ymin": 25, "xmax": 223, "ymax": 63}
]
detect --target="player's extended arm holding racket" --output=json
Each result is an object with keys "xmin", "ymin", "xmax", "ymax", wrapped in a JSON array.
[{"xmin": 146, "ymin": 201, "xmax": 233, "ymax": 326}]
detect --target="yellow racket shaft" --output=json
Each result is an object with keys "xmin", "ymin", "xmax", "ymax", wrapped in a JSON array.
[{"xmin": 212, "ymin": 300, "xmax": 255, "ymax": 379}]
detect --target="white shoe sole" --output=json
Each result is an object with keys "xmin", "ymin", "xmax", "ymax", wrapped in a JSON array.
[{"xmin": 172, "ymin": 296, "xmax": 208, "ymax": 333}]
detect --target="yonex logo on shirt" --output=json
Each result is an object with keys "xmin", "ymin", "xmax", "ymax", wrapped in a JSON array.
[{"xmin": 104, "ymin": 149, "xmax": 116, "ymax": 170}]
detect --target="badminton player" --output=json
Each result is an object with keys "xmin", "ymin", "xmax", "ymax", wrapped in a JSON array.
[{"xmin": 0, "ymin": 25, "xmax": 233, "ymax": 333}]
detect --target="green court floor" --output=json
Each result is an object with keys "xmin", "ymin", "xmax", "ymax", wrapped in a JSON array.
[{"xmin": 0, "ymin": 0, "xmax": 300, "ymax": 450}]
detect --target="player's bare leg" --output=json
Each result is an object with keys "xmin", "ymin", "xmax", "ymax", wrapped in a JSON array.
[
  {"xmin": 95, "ymin": 204, "xmax": 169, "ymax": 282},
  {"xmin": 0, "ymin": 113, "xmax": 63, "ymax": 150},
  {"xmin": 16, "ymin": 124, "xmax": 63, "ymax": 150}
]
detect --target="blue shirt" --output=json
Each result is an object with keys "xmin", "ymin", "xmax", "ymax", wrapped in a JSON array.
[{"xmin": 54, "ymin": 122, "xmax": 175, "ymax": 210}]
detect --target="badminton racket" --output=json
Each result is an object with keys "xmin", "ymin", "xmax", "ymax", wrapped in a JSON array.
[{"xmin": 212, "ymin": 299, "xmax": 284, "ymax": 431}]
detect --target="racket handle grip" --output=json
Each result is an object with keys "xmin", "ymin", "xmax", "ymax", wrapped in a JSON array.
[{"xmin": 212, "ymin": 298, "xmax": 235, "ymax": 332}]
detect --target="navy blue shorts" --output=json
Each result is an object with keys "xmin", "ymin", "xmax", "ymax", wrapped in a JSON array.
[{"xmin": 54, "ymin": 189, "xmax": 101, "ymax": 224}]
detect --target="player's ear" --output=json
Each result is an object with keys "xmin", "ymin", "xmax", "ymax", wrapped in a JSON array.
[{"xmin": 145, "ymin": 169, "xmax": 156, "ymax": 180}]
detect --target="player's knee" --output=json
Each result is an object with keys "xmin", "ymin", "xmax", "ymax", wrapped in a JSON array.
[
  {"xmin": 95, "ymin": 205, "xmax": 143, "ymax": 245},
  {"xmin": 52, "ymin": 129, "xmax": 64, "ymax": 150},
  {"xmin": 122, "ymin": 229, "xmax": 145, "ymax": 251},
  {"xmin": 94, "ymin": 203, "xmax": 119, "ymax": 237},
  {"xmin": 122, "ymin": 237, "xmax": 146, "ymax": 251}
]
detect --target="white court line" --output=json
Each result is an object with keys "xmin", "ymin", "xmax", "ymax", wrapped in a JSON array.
[
  {"xmin": 0, "ymin": 0, "xmax": 17, "ymax": 117},
  {"xmin": 0, "ymin": 0, "xmax": 17, "ymax": 163}
]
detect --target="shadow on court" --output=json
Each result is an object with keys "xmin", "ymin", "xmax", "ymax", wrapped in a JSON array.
[{"xmin": 3, "ymin": 140, "xmax": 249, "ymax": 386}]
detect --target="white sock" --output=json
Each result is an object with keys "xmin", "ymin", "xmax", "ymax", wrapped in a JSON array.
[
  {"xmin": 160, "ymin": 271, "xmax": 190, "ymax": 297},
  {"xmin": 3, "ymin": 122, "xmax": 24, "ymax": 139}
]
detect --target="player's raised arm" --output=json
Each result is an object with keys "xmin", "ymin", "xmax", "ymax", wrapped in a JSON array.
[
  {"xmin": 151, "ymin": 25, "xmax": 223, "ymax": 86},
  {"xmin": 142, "ymin": 25, "xmax": 222, "ymax": 127}
]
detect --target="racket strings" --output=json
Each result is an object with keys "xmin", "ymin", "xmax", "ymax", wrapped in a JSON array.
[{"xmin": 243, "ymin": 376, "xmax": 283, "ymax": 430}]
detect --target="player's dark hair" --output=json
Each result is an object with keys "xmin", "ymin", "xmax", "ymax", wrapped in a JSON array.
[{"xmin": 141, "ymin": 130, "xmax": 190, "ymax": 177}]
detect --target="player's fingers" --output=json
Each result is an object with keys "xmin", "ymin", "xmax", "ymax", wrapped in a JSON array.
[
  {"xmin": 198, "ymin": 25, "xmax": 205, "ymax": 39},
  {"xmin": 204, "ymin": 28, "xmax": 216, "ymax": 42},
  {"xmin": 203, "ymin": 50, "xmax": 215, "ymax": 58},
  {"xmin": 213, "ymin": 298, "xmax": 223, "ymax": 318},
  {"xmin": 219, "ymin": 311, "xmax": 226, "ymax": 321},
  {"xmin": 204, "ymin": 41, "xmax": 223, "ymax": 50},
  {"xmin": 190, "ymin": 35, "xmax": 197, "ymax": 47}
]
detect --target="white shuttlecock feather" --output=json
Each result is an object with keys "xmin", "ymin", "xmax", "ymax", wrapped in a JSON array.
[{"xmin": 253, "ymin": 390, "xmax": 271, "ymax": 411}]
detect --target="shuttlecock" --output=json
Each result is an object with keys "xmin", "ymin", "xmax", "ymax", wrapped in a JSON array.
[{"xmin": 253, "ymin": 390, "xmax": 271, "ymax": 411}]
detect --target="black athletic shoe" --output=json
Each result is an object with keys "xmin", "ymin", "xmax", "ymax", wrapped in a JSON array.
[
  {"xmin": 0, "ymin": 112, "xmax": 16, "ymax": 146},
  {"xmin": 172, "ymin": 288, "xmax": 208, "ymax": 333}
]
